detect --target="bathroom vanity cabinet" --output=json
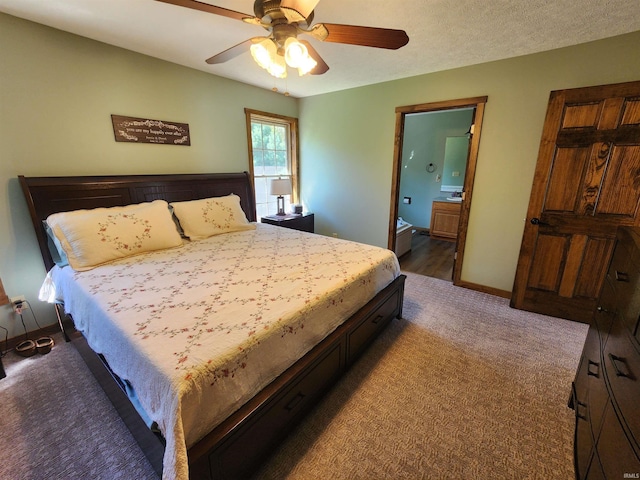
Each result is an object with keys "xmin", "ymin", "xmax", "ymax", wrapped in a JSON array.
[{"xmin": 430, "ymin": 200, "xmax": 461, "ymax": 241}]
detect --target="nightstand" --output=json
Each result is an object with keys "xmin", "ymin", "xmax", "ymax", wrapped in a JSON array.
[{"xmin": 261, "ymin": 213, "xmax": 314, "ymax": 233}]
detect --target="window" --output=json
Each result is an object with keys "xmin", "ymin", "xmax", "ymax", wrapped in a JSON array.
[{"xmin": 245, "ymin": 109, "xmax": 298, "ymax": 219}]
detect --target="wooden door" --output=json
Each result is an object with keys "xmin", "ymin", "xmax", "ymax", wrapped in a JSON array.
[{"xmin": 511, "ymin": 80, "xmax": 640, "ymax": 322}]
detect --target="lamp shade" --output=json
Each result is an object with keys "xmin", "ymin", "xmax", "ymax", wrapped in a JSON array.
[
  {"xmin": 0, "ymin": 278, "xmax": 9, "ymax": 306},
  {"xmin": 269, "ymin": 178, "xmax": 292, "ymax": 196}
]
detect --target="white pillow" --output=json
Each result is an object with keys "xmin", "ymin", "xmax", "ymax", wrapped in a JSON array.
[
  {"xmin": 46, "ymin": 200, "xmax": 183, "ymax": 271},
  {"xmin": 170, "ymin": 194, "xmax": 255, "ymax": 240}
]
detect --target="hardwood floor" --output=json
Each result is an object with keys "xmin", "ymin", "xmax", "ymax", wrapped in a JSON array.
[{"xmin": 398, "ymin": 230, "xmax": 455, "ymax": 281}]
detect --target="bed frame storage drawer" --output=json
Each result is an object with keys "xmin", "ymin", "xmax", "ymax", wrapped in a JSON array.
[
  {"xmin": 346, "ymin": 286, "xmax": 402, "ymax": 364},
  {"xmin": 199, "ymin": 341, "xmax": 345, "ymax": 479}
]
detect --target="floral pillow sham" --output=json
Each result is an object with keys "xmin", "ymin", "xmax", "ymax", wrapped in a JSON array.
[
  {"xmin": 170, "ymin": 194, "xmax": 255, "ymax": 240},
  {"xmin": 46, "ymin": 200, "xmax": 183, "ymax": 271}
]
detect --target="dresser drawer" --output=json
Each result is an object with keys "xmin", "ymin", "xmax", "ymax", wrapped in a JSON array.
[
  {"xmin": 595, "ymin": 401, "xmax": 640, "ymax": 478},
  {"xmin": 573, "ymin": 382, "xmax": 594, "ymax": 479},
  {"xmin": 584, "ymin": 453, "xmax": 605, "ymax": 480},
  {"xmin": 603, "ymin": 319, "xmax": 640, "ymax": 450},
  {"xmin": 608, "ymin": 242, "xmax": 640, "ymax": 337},
  {"xmin": 588, "ymin": 356, "xmax": 609, "ymax": 442},
  {"xmin": 574, "ymin": 326, "xmax": 600, "ymax": 402},
  {"xmin": 575, "ymin": 227, "xmax": 640, "ymax": 480},
  {"xmin": 594, "ymin": 278, "xmax": 616, "ymax": 346},
  {"xmin": 572, "ymin": 324, "xmax": 609, "ymax": 444}
]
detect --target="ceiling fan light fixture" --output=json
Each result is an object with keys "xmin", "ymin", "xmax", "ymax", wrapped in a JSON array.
[
  {"xmin": 267, "ymin": 54, "xmax": 288, "ymax": 78},
  {"xmin": 284, "ymin": 37, "xmax": 307, "ymax": 68},
  {"xmin": 250, "ymin": 37, "xmax": 288, "ymax": 78},
  {"xmin": 284, "ymin": 37, "xmax": 317, "ymax": 76},
  {"xmin": 250, "ymin": 38, "xmax": 277, "ymax": 70},
  {"xmin": 297, "ymin": 54, "xmax": 317, "ymax": 76}
]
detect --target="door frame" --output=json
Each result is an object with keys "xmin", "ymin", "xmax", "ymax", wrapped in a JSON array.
[{"xmin": 388, "ymin": 96, "xmax": 487, "ymax": 285}]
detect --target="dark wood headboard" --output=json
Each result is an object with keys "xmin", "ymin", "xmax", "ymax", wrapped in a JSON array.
[{"xmin": 19, "ymin": 172, "xmax": 256, "ymax": 271}]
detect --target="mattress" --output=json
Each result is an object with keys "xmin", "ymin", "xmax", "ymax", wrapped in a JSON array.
[{"xmin": 40, "ymin": 223, "xmax": 400, "ymax": 479}]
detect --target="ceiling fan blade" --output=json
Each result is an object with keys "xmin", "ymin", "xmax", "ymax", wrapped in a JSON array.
[
  {"xmin": 206, "ymin": 38, "xmax": 261, "ymax": 64},
  {"xmin": 299, "ymin": 40, "xmax": 329, "ymax": 75},
  {"xmin": 280, "ymin": 0, "xmax": 321, "ymax": 23},
  {"xmin": 307, "ymin": 23, "xmax": 409, "ymax": 50},
  {"xmin": 155, "ymin": 0, "xmax": 253, "ymax": 22}
]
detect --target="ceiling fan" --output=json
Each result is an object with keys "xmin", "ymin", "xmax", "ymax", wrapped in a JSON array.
[{"xmin": 156, "ymin": 0, "xmax": 409, "ymax": 78}]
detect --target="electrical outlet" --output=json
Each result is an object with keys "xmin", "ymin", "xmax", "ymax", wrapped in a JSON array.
[{"xmin": 10, "ymin": 295, "xmax": 28, "ymax": 312}]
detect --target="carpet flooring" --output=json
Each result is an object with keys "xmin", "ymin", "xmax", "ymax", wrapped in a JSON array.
[{"xmin": 0, "ymin": 272, "xmax": 588, "ymax": 479}]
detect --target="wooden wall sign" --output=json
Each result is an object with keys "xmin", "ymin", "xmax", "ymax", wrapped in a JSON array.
[{"xmin": 111, "ymin": 115, "xmax": 191, "ymax": 146}]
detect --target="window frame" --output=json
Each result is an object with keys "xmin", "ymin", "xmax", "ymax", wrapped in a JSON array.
[{"xmin": 245, "ymin": 109, "xmax": 299, "ymax": 218}]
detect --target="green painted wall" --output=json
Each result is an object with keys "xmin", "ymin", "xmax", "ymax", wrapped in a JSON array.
[
  {"xmin": 0, "ymin": 13, "xmax": 297, "ymax": 336},
  {"xmin": 299, "ymin": 30, "xmax": 640, "ymax": 293},
  {"xmin": 2, "ymin": 10, "xmax": 640, "ymax": 337}
]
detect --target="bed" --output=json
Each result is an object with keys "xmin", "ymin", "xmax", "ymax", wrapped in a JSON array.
[{"xmin": 19, "ymin": 172, "xmax": 406, "ymax": 480}]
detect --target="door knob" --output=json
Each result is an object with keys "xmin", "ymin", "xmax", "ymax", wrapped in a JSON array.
[{"xmin": 530, "ymin": 217, "xmax": 545, "ymax": 225}]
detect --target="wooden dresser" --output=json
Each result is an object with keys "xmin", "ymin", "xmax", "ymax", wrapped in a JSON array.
[{"xmin": 572, "ymin": 226, "xmax": 640, "ymax": 479}]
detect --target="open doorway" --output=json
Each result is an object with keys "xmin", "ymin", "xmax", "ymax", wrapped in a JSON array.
[{"xmin": 388, "ymin": 96, "xmax": 487, "ymax": 284}]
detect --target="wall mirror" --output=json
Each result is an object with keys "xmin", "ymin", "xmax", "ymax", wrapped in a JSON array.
[{"xmin": 441, "ymin": 136, "xmax": 469, "ymax": 192}]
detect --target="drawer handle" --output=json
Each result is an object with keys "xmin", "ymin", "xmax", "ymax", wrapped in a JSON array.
[
  {"xmin": 596, "ymin": 306, "xmax": 611, "ymax": 313},
  {"xmin": 576, "ymin": 400, "xmax": 587, "ymax": 421},
  {"xmin": 284, "ymin": 392, "xmax": 306, "ymax": 412},
  {"xmin": 615, "ymin": 270, "xmax": 629, "ymax": 282},
  {"xmin": 587, "ymin": 359, "xmax": 599, "ymax": 377},
  {"xmin": 608, "ymin": 353, "xmax": 629, "ymax": 377},
  {"xmin": 372, "ymin": 314, "xmax": 384, "ymax": 325}
]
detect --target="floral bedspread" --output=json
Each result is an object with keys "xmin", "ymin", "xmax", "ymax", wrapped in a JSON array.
[{"xmin": 41, "ymin": 223, "xmax": 400, "ymax": 479}]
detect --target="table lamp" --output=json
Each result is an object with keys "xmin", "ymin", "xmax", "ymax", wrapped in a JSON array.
[{"xmin": 269, "ymin": 178, "xmax": 292, "ymax": 216}]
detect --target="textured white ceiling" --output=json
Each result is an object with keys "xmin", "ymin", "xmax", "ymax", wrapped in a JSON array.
[{"xmin": 1, "ymin": 0, "xmax": 639, "ymax": 98}]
